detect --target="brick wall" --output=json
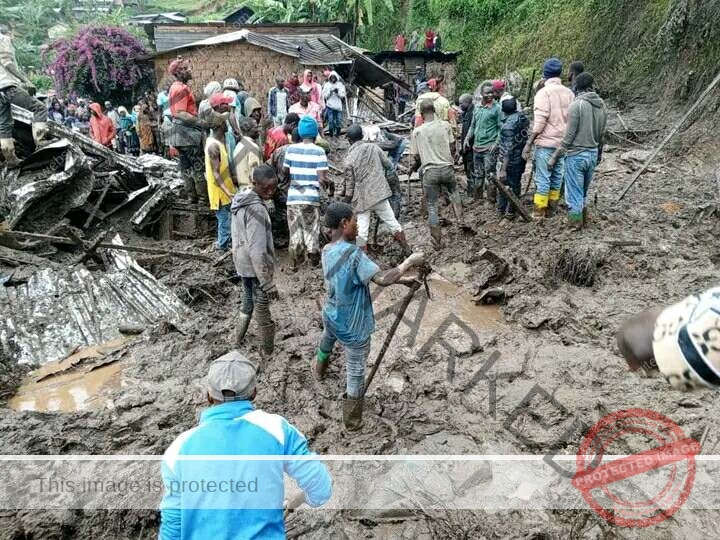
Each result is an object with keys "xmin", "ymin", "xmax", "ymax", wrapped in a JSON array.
[{"xmin": 154, "ymin": 41, "xmax": 304, "ymax": 110}]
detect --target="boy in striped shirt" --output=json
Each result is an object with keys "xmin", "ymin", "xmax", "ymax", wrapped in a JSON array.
[{"xmin": 282, "ymin": 115, "xmax": 329, "ymax": 270}]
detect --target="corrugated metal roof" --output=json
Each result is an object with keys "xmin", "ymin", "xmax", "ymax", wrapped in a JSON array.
[{"xmin": 0, "ymin": 236, "xmax": 188, "ymax": 366}]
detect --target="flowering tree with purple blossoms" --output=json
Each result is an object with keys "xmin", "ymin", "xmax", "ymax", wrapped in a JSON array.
[{"xmin": 44, "ymin": 26, "xmax": 153, "ymax": 103}]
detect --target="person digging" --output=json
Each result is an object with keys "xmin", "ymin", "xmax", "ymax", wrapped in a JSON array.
[{"xmin": 312, "ymin": 202, "xmax": 425, "ymax": 430}]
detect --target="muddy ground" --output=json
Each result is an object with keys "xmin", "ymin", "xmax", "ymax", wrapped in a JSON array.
[{"xmin": 1, "ymin": 105, "xmax": 720, "ymax": 539}]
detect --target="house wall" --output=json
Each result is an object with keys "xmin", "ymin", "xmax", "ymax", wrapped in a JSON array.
[
  {"xmin": 376, "ymin": 57, "xmax": 458, "ymax": 99},
  {"xmin": 153, "ymin": 41, "xmax": 303, "ymax": 110}
]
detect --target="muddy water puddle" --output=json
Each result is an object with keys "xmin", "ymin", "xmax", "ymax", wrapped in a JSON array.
[
  {"xmin": 9, "ymin": 339, "xmax": 128, "ymax": 413},
  {"xmin": 373, "ymin": 272, "xmax": 503, "ymax": 351}
]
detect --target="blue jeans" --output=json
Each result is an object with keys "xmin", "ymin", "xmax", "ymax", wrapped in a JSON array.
[
  {"xmin": 319, "ymin": 326, "xmax": 371, "ymax": 398},
  {"xmin": 497, "ymin": 161, "xmax": 526, "ymax": 214},
  {"xmin": 533, "ymin": 146, "xmax": 564, "ymax": 208},
  {"xmin": 564, "ymin": 149, "xmax": 598, "ymax": 219},
  {"xmin": 216, "ymin": 204, "xmax": 231, "ymax": 251},
  {"xmin": 326, "ymin": 108, "xmax": 343, "ymax": 136}
]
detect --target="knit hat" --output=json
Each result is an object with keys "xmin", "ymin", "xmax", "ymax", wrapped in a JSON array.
[
  {"xmin": 298, "ymin": 115, "xmax": 318, "ymax": 139},
  {"xmin": 543, "ymin": 58, "xmax": 563, "ymax": 79},
  {"xmin": 206, "ymin": 351, "xmax": 257, "ymax": 402},
  {"xmin": 492, "ymin": 79, "xmax": 506, "ymax": 92}
]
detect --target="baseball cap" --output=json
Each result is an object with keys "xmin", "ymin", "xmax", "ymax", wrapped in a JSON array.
[
  {"xmin": 209, "ymin": 93, "xmax": 234, "ymax": 108},
  {"xmin": 206, "ymin": 351, "xmax": 257, "ymax": 402}
]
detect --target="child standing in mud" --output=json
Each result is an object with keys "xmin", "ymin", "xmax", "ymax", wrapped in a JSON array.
[{"xmin": 312, "ymin": 202, "xmax": 425, "ymax": 430}]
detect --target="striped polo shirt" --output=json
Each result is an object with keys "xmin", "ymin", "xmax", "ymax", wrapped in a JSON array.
[{"xmin": 283, "ymin": 142, "xmax": 328, "ymax": 206}]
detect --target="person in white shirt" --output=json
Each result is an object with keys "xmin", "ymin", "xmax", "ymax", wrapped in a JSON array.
[
  {"xmin": 268, "ymin": 77, "xmax": 289, "ymax": 127},
  {"xmin": 321, "ymin": 71, "xmax": 346, "ymax": 137}
]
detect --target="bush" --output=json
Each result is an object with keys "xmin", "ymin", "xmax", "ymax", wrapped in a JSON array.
[{"xmin": 43, "ymin": 26, "xmax": 153, "ymax": 103}]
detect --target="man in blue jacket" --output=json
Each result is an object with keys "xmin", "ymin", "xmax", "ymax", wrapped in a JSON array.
[{"xmin": 159, "ymin": 351, "xmax": 332, "ymax": 539}]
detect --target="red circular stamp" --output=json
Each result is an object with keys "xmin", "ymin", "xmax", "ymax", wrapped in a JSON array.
[{"xmin": 571, "ymin": 408, "xmax": 699, "ymax": 527}]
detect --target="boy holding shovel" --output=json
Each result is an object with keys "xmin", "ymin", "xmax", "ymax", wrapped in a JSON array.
[{"xmin": 312, "ymin": 202, "xmax": 425, "ymax": 430}]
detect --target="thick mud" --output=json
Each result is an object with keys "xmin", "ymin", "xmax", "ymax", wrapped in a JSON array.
[{"xmin": 2, "ymin": 107, "xmax": 720, "ymax": 538}]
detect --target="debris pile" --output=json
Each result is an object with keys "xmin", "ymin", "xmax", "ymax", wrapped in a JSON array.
[{"xmin": 1, "ymin": 117, "xmax": 184, "ymax": 241}]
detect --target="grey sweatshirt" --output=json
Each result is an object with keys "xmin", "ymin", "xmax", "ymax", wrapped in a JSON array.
[
  {"xmin": 230, "ymin": 189, "xmax": 275, "ymax": 289},
  {"xmin": 559, "ymin": 91, "xmax": 607, "ymax": 155}
]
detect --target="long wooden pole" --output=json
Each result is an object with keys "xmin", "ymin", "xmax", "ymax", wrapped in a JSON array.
[
  {"xmin": 618, "ymin": 68, "xmax": 720, "ymax": 201},
  {"xmin": 0, "ymin": 230, "xmax": 214, "ymax": 262}
]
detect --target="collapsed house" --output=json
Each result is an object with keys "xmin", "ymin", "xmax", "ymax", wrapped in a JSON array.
[{"xmin": 0, "ymin": 107, "xmax": 192, "ymax": 368}]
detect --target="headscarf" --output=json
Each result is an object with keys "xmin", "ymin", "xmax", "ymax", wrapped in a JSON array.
[
  {"xmin": 88, "ymin": 103, "xmax": 115, "ymax": 147},
  {"xmin": 300, "ymin": 69, "xmax": 322, "ymax": 105},
  {"xmin": 204, "ymin": 81, "xmax": 222, "ymax": 98},
  {"xmin": 168, "ymin": 58, "xmax": 189, "ymax": 77}
]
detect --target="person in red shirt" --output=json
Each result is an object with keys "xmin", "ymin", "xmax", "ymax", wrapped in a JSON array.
[
  {"xmin": 88, "ymin": 103, "xmax": 115, "ymax": 148},
  {"xmin": 424, "ymin": 29, "xmax": 435, "ymax": 51},
  {"xmin": 394, "ymin": 34, "xmax": 406, "ymax": 52},
  {"xmin": 167, "ymin": 58, "xmax": 206, "ymax": 204},
  {"xmin": 263, "ymin": 112, "xmax": 299, "ymax": 161}
]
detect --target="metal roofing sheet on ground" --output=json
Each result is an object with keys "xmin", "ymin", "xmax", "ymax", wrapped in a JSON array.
[{"xmin": 0, "ymin": 237, "xmax": 187, "ymax": 366}]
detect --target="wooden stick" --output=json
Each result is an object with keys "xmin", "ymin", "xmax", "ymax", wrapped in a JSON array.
[
  {"xmin": 362, "ymin": 279, "xmax": 423, "ymax": 397},
  {"xmin": 490, "ymin": 175, "xmax": 532, "ymax": 222},
  {"xmin": 84, "ymin": 182, "xmax": 111, "ymax": 229},
  {"xmin": 0, "ymin": 230, "xmax": 214, "ymax": 262},
  {"xmin": 618, "ymin": 68, "xmax": 720, "ymax": 201}
]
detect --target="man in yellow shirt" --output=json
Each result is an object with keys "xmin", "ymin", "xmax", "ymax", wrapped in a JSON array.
[
  {"xmin": 232, "ymin": 117, "xmax": 262, "ymax": 189},
  {"xmin": 205, "ymin": 98, "xmax": 238, "ymax": 252}
]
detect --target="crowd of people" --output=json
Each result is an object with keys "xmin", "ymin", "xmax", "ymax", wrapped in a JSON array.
[{"xmin": 43, "ymin": 95, "xmax": 161, "ymax": 155}]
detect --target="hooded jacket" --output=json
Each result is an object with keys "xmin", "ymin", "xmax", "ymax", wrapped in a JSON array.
[
  {"xmin": 559, "ymin": 91, "xmax": 607, "ymax": 155},
  {"xmin": 88, "ymin": 103, "xmax": 115, "ymax": 147},
  {"xmin": 231, "ymin": 189, "xmax": 275, "ymax": 290},
  {"xmin": 321, "ymin": 71, "xmax": 346, "ymax": 112},
  {"xmin": 300, "ymin": 69, "xmax": 324, "ymax": 108}
]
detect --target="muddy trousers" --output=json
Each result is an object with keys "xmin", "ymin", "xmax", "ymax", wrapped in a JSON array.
[
  {"xmin": 0, "ymin": 85, "xmax": 47, "ymax": 139},
  {"xmin": 177, "ymin": 145, "xmax": 207, "ymax": 205},
  {"xmin": 318, "ymin": 327, "xmax": 371, "ymax": 399},
  {"xmin": 287, "ymin": 204, "xmax": 320, "ymax": 260},
  {"xmin": 471, "ymin": 147, "xmax": 498, "ymax": 200},
  {"xmin": 423, "ymin": 165, "xmax": 460, "ymax": 226},
  {"xmin": 563, "ymin": 149, "xmax": 598, "ymax": 221},
  {"xmin": 533, "ymin": 146, "xmax": 564, "ymax": 209},
  {"xmin": 241, "ymin": 277, "xmax": 273, "ymax": 327}
]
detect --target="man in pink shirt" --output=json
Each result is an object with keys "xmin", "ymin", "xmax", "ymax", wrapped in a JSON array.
[
  {"xmin": 289, "ymin": 91, "xmax": 323, "ymax": 130},
  {"xmin": 522, "ymin": 57, "xmax": 574, "ymax": 218}
]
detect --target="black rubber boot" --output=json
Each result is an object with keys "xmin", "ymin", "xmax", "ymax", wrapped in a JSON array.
[
  {"xmin": 342, "ymin": 393, "xmax": 363, "ymax": 431},
  {"xmin": 259, "ymin": 322, "xmax": 275, "ymax": 357},
  {"xmin": 233, "ymin": 313, "xmax": 251, "ymax": 347}
]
